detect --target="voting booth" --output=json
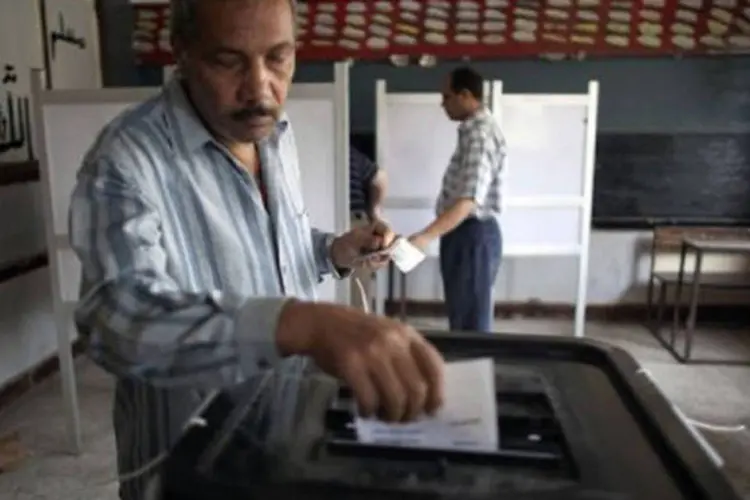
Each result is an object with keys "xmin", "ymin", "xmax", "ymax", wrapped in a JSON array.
[
  {"xmin": 30, "ymin": 63, "xmax": 352, "ymax": 453},
  {"xmin": 154, "ymin": 332, "xmax": 741, "ymax": 500},
  {"xmin": 374, "ymin": 81, "xmax": 599, "ymax": 338}
]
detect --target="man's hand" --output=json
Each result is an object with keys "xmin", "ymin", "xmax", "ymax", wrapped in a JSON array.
[
  {"xmin": 407, "ymin": 231, "xmax": 435, "ymax": 253},
  {"xmin": 368, "ymin": 205, "xmax": 384, "ymax": 223},
  {"xmin": 278, "ymin": 301, "xmax": 446, "ymax": 422},
  {"xmin": 331, "ymin": 219, "xmax": 396, "ymax": 271}
]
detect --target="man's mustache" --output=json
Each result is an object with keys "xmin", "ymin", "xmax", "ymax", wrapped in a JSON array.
[{"xmin": 231, "ymin": 104, "xmax": 275, "ymax": 121}]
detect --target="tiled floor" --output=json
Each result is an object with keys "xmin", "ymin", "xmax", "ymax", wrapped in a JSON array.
[{"xmin": 0, "ymin": 319, "xmax": 749, "ymax": 499}]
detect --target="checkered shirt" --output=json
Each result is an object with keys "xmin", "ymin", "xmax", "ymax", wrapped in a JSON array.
[{"xmin": 435, "ymin": 107, "xmax": 505, "ymax": 220}]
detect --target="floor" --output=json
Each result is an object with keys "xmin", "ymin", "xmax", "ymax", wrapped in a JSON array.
[{"xmin": 0, "ymin": 318, "xmax": 748, "ymax": 499}]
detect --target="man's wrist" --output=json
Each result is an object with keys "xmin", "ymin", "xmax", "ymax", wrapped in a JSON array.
[
  {"xmin": 328, "ymin": 235, "xmax": 354, "ymax": 278},
  {"xmin": 276, "ymin": 299, "xmax": 319, "ymax": 356},
  {"xmin": 329, "ymin": 235, "xmax": 344, "ymax": 268},
  {"xmin": 368, "ymin": 205, "xmax": 383, "ymax": 222}
]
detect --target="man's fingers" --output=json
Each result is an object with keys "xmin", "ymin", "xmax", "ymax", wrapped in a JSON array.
[
  {"xmin": 341, "ymin": 358, "xmax": 379, "ymax": 418},
  {"xmin": 392, "ymin": 349, "xmax": 429, "ymax": 422},
  {"xmin": 410, "ymin": 338, "xmax": 446, "ymax": 415},
  {"xmin": 371, "ymin": 221, "xmax": 396, "ymax": 247},
  {"xmin": 362, "ymin": 253, "xmax": 390, "ymax": 270},
  {"xmin": 368, "ymin": 355, "xmax": 407, "ymax": 422},
  {"xmin": 380, "ymin": 230, "xmax": 396, "ymax": 248},
  {"xmin": 371, "ymin": 219, "xmax": 389, "ymax": 235}
]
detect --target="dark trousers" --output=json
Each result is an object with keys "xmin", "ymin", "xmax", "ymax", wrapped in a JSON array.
[{"xmin": 439, "ymin": 217, "xmax": 502, "ymax": 333}]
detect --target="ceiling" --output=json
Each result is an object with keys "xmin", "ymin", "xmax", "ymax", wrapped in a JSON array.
[
  {"xmin": 295, "ymin": 0, "xmax": 750, "ymax": 60},
  {"xmin": 130, "ymin": 0, "xmax": 750, "ymax": 64}
]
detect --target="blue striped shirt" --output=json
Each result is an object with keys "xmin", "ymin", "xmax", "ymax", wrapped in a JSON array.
[{"xmin": 68, "ymin": 78, "xmax": 341, "ymax": 499}]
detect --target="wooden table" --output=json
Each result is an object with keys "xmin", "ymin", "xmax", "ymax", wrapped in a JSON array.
[{"xmin": 660, "ymin": 237, "xmax": 750, "ymax": 363}]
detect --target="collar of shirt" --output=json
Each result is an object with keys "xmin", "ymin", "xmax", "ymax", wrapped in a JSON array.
[
  {"xmin": 458, "ymin": 106, "xmax": 490, "ymax": 133},
  {"xmin": 162, "ymin": 77, "xmax": 290, "ymax": 158}
]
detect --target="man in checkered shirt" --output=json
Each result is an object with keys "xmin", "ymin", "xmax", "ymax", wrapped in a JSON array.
[{"xmin": 409, "ymin": 66, "xmax": 504, "ymax": 333}]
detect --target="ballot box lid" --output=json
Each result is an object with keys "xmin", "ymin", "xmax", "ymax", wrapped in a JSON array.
[{"xmin": 158, "ymin": 332, "xmax": 741, "ymax": 500}]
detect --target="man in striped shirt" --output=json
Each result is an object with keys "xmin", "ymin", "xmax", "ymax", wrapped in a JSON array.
[
  {"xmin": 68, "ymin": 1, "xmax": 445, "ymax": 498},
  {"xmin": 349, "ymin": 145, "xmax": 387, "ymax": 310},
  {"xmin": 409, "ymin": 67, "xmax": 504, "ymax": 333}
]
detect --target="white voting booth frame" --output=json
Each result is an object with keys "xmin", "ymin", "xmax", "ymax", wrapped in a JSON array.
[
  {"xmin": 374, "ymin": 79, "xmax": 599, "ymax": 339},
  {"xmin": 30, "ymin": 62, "xmax": 351, "ymax": 454}
]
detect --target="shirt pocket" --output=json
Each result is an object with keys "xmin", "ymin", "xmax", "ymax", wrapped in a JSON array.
[
  {"xmin": 284, "ymin": 173, "xmax": 309, "ymax": 222},
  {"xmin": 278, "ymin": 168, "xmax": 313, "ymax": 246}
]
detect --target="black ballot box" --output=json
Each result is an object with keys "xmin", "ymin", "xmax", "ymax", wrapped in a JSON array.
[{"xmin": 156, "ymin": 331, "xmax": 741, "ymax": 500}]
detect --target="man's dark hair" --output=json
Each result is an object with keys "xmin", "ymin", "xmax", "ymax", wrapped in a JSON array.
[
  {"xmin": 170, "ymin": 0, "xmax": 298, "ymax": 44},
  {"xmin": 449, "ymin": 66, "xmax": 484, "ymax": 100}
]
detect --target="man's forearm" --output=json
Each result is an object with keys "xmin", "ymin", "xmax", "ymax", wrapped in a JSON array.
[
  {"xmin": 421, "ymin": 199, "xmax": 475, "ymax": 240},
  {"xmin": 368, "ymin": 171, "xmax": 387, "ymax": 220},
  {"xmin": 276, "ymin": 299, "xmax": 324, "ymax": 356}
]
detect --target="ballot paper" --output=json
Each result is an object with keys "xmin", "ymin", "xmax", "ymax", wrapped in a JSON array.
[
  {"xmin": 389, "ymin": 237, "xmax": 426, "ymax": 273},
  {"xmin": 355, "ymin": 358, "xmax": 498, "ymax": 452},
  {"xmin": 353, "ymin": 236, "xmax": 426, "ymax": 274}
]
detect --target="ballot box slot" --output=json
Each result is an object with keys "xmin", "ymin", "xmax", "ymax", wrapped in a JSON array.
[{"xmin": 325, "ymin": 380, "xmax": 575, "ymax": 475}]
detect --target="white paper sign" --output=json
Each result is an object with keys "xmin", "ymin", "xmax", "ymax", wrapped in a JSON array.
[{"xmin": 355, "ymin": 358, "xmax": 498, "ymax": 452}]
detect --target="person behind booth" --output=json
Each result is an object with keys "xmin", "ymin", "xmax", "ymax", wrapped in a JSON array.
[
  {"xmin": 67, "ymin": 1, "xmax": 446, "ymax": 498},
  {"xmin": 408, "ymin": 67, "xmax": 505, "ymax": 333},
  {"xmin": 349, "ymin": 145, "xmax": 387, "ymax": 309}
]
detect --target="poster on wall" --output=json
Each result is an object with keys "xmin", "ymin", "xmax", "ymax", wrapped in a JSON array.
[
  {"xmin": 131, "ymin": 0, "xmax": 750, "ymax": 65},
  {"xmin": 43, "ymin": 0, "xmax": 102, "ymax": 89},
  {"xmin": 0, "ymin": 0, "xmax": 46, "ymax": 264},
  {"xmin": 0, "ymin": 0, "xmax": 44, "ymax": 164}
]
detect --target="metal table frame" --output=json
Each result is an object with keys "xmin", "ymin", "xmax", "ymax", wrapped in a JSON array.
[{"xmin": 650, "ymin": 237, "xmax": 750, "ymax": 364}]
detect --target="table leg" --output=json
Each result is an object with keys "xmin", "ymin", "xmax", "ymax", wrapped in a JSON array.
[
  {"xmin": 368, "ymin": 270, "xmax": 376, "ymax": 312},
  {"xmin": 670, "ymin": 243, "xmax": 688, "ymax": 349},
  {"xmin": 646, "ymin": 275, "xmax": 656, "ymax": 324},
  {"xmin": 683, "ymin": 251, "xmax": 703, "ymax": 361},
  {"xmin": 380, "ymin": 262, "xmax": 394, "ymax": 317},
  {"xmin": 656, "ymin": 282, "xmax": 667, "ymax": 329}
]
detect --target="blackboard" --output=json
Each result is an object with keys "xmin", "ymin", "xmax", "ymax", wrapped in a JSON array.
[{"xmin": 593, "ymin": 133, "xmax": 750, "ymax": 229}]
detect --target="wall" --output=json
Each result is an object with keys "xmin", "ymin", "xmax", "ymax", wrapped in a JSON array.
[
  {"xmin": 297, "ymin": 57, "xmax": 750, "ymax": 134},
  {"xmin": 0, "ymin": 0, "xmax": 101, "ymax": 391},
  {"xmin": 0, "ymin": 0, "xmax": 56, "ymax": 389}
]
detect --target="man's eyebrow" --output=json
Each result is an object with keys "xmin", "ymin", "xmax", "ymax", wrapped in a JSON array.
[
  {"xmin": 208, "ymin": 41, "xmax": 294, "ymax": 55},
  {"xmin": 268, "ymin": 41, "xmax": 295, "ymax": 52}
]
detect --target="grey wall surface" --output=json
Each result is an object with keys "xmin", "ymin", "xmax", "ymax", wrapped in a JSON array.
[{"xmin": 294, "ymin": 58, "xmax": 750, "ymax": 134}]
